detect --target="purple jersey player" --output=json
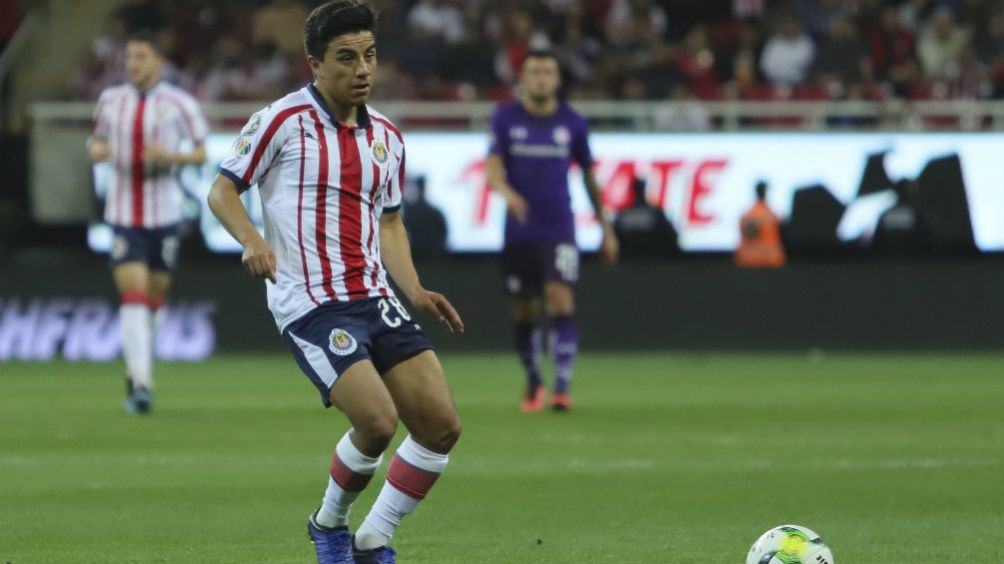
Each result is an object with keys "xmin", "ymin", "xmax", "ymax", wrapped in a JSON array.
[{"xmin": 486, "ymin": 50, "xmax": 619, "ymax": 413}]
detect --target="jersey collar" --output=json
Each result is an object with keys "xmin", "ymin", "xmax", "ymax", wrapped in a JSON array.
[{"xmin": 307, "ymin": 83, "xmax": 372, "ymax": 129}]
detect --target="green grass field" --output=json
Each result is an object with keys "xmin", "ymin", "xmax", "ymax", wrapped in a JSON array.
[{"xmin": 1, "ymin": 353, "xmax": 1002, "ymax": 563}]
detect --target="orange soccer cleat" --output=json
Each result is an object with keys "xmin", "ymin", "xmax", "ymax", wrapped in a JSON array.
[
  {"xmin": 550, "ymin": 392, "xmax": 572, "ymax": 412},
  {"xmin": 520, "ymin": 385, "xmax": 545, "ymax": 413}
]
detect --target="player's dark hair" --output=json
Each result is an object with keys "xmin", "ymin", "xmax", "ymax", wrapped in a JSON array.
[
  {"xmin": 304, "ymin": 0, "xmax": 379, "ymax": 60},
  {"xmin": 755, "ymin": 181, "xmax": 768, "ymax": 200},
  {"xmin": 126, "ymin": 30, "xmax": 164, "ymax": 55},
  {"xmin": 523, "ymin": 49, "xmax": 559, "ymax": 68}
]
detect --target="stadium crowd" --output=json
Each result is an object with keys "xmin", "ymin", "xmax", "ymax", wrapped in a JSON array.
[{"xmin": 70, "ymin": 0, "xmax": 1004, "ymax": 104}]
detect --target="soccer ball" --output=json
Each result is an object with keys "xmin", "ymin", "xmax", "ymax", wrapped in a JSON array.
[{"xmin": 746, "ymin": 524, "xmax": 835, "ymax": 564}]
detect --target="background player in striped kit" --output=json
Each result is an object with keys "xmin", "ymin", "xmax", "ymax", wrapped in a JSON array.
[
  {"xmin": 87, "ymin": 30, "xmax": 208, "ymax": 414},
  {"xmin": 486, "ymin": 50, "xmax": 619, "ymax": 413},
  {"xmin": 207, "ymin": 2, "xmax": 463, "ymax": 562}
]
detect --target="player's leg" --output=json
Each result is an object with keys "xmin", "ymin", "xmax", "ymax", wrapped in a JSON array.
[
  {"xmin": 543, "ymin": 241, "xmax": 580, "ymax": 411},
  {"xmin": 354, "ymin": 350, "xmax": 461, "ymax": 558},
  {"xmin": 113, "ymin": 260, "xmax": 153, "ymax": 412},
  {"xmin": 285, "ymin": 311, "xmax": 396, "ymax": 564},
  {"xmin": 146, "ymin": 227, "xmax": 181, "ymax": 357},
  {"xmin": 513, "ymin": 296, "xmax": 545, "ymax": 411},
  {"xmin": 504, "ymin": 242, "xmax": 546, "ymax": 411}
]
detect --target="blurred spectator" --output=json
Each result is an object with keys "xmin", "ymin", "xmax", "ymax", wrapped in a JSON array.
[
  {"xmin": 735, "ymin": 181, "xmax": 786, "ymax": 268},
  {"xmin": 898, "ymin": 0, "xmax": 937, "ymax": 32},
  {"xmin": 917, "ymin": 8, "xmax": 969, "ymax": 81},
  {"xmin": 613, "ymin": 177, "xmax": 679, "ymax": 260},
  {"xmin": 734, "ymin": 0, "xmax": 765, "ymax": 20},
  {"xmin": 402, "ymin": 176, "xmax": 448, "ymax": 260},
  {"xmin": 654, "ymin": 84, "xmax": 711, "ymax": 131},
  {"xmin": 407, "ymin": 0, "xmax": 465, "ymax": 45},
  {"xmin": 251, "ymin": 0, "xmax": 309, "ymax": 58},
  {"xmin": 869, "ymin": 5, "xmax": 918, "ymax": 96},
  {"xmin": 606, "ymin": 0, "xmax": 667, "ymax": 44},
  {"xmin": 66, "ymin": 0, "xmax": 1004, "ymax": 104},
  {"xmin": 1, "ymin": 0, "xmax": 19, "ymax": 53},
  {"xmin": 760, "ymin": 14, "xmax": 815, "ymax": 85},
  {"xmin": 813, "ymin": 14, "xmax": 872, "ymax": 89}
]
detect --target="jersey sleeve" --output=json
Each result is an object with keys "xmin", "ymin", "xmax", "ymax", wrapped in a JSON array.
[
  {"xmin": 383, "ymin": 144, "xmax": 405, "ymax": 213},
  {"xmin": 219, "ymin": 107, "xmax": 286, "ymax": 192},
  {"xmin": 571, "ymin": 114, "xmax": 594, "ymax": 169},
  {"xmin": 179, "ymin": 94, "xmax": 209, "ymax": 143},
  {"xmin": 92, "ymin": 90, "xmax": 113, "ymax": 141},
  {"xmin": 488, "ymin": 107, "xmax": 509, "ymax": 156}
]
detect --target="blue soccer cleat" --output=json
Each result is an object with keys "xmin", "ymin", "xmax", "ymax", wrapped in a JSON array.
[
  {"xmin": 132, "ymin": 386, "xmax": 152, "ymax": 414},
  {"xmin": 353, "ymin": 542, "xmax": 397, "ymax": 564},
  {"xmin": 307, "ymin": 510, "xmax": 354, "ymax": 564}
]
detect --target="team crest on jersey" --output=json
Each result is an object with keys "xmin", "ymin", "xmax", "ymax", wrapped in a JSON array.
[
  {"xmin": 370, "ymin": 140, "xmax": 389, "ymax": 165},
  {"xmin": 510, "ymin": 126, "xmax": 528, "ymax": 140},
  {"xmin": 553, "ymin": 126, "xmax": 571, "ymax": 145},
  {"xmin": 234, "ymin": 136, "xmax": 252, "ymax": 156},
  {"xmin": 328, "ymin": 328, "xmax": 358, "ymax": 356},
  {"xmin": 241, "ymin": 113, "xmax": 262, "ymax": 137}
]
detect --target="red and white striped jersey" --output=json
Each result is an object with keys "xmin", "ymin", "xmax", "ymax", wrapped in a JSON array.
[
  {"xmin": 220, "ymin": 84, "xmax": 405, "ymax": 331},
  {"xmin": 92, "ymin": 82, "xmax": 209, "ymax": 228}
]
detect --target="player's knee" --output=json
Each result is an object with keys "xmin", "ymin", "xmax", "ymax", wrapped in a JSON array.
[
  {"xmin": 423, "ymin": 413, "xmax": 462, "ymax": 453},
  {"xmin": 354, "ymin": 410, "xmax": 399, "ymax": 449}
]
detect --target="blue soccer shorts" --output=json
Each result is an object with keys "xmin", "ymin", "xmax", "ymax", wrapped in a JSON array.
[
  {"xmin": 501, "ymin": 239, "xmax": 580, "ymax": 297},
  {"xmin": 282, "ymin": 296, "xmax": 434, "ymax": 407},
  {"xmin": 109, "ymin": 224, "xmax": 181, "ymax": 272}
]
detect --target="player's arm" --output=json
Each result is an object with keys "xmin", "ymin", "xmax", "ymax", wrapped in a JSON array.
[
  {"xmin": 88, "ymin": 138, "xmax": 112, "ymax": 163},
  {"xmin": 145, "ymin": 142, "xmax": 207, "ymax": 166},
  {"xmin": 485, "ymin": 154, "xmax": 528, "ymax": 222},
  {"xmin": 379, "ymin": 210, "xmax": 464, "ymax": 334},
  {"xmin": 583, "ymin": 167, "xmax": 620, "ymax": 265},
  {"xmin": 207, "ymin": 174, "xmax": 276, "ymax": 283},
  {"xmin": 88, "ymin": 92, "xmax": 113, "ymax": 163}
]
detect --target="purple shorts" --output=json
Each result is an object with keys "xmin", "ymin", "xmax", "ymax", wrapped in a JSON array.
[{"xmin": 501, "ymin": 239, "xmax": 579, "ymax": 297}]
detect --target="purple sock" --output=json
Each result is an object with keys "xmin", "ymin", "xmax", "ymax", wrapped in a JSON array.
[
  {"xmin": 549, "ymin": 315, "xmax": 578, "ymax": 395},
  {"xmin": 514, "ymin": 322, "xmax": 542, "ymax": 392}
]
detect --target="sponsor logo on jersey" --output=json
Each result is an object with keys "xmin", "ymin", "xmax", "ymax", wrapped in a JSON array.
[
  {"xmin": 371, "ymin": 140, "xmax": 389, "ymax": 165},
  {"xmin": 553, "ymin": 126, "xmax": 571, "ymax": 146},
  {"xmin": 328, "ymin": 328, "xmax": 358, "ymax": 356},
  {"xmin": 241, "ymin": 113, "xmax": 262, "ymax": 137},
  {"xmin": 510, "ymin": 126, "xmax": 528, "ymax": 140},
  {"xmin": 234, "ymin": 137, "xmax": 252, "ymax": 157}
]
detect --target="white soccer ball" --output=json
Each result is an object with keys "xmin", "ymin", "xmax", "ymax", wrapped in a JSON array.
[{"xmin": 746, "ymin": 524, "xmax": 835, "ymax": 564}]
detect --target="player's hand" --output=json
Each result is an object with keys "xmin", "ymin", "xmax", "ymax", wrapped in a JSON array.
[
  {"xmin": 241, "ymin": 236, "xmax": 277, "ymax": 284},
  {"xmin": 504, "ymin": 192, "xmax": 530, "ymax": 223},
  {"xmin": 411, "ymin": 289, "xmax": 464, "ymax": 334},
  {"xmin": 143, "ymin": 143, "xmax": 175, "ymax": 166},
  {"xmin": 600, "ymin": 225, "xmax": 620, "ymax": 266}
]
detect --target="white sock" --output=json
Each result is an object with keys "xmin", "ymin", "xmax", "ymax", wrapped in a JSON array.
[
  {"xmin": 120, "ymin": 303, "xmax": 152, "ymax": 389},
  {"xmin": 316, "ymin": 431, "xmax": 383, "ymax": 528},
  {"xmin": 150, "ymin": 305, "xmax": 166, "ymax": 354},
  {"xmin": 355, "ymin": 436, "xmax": 449, "ymax": 550}
]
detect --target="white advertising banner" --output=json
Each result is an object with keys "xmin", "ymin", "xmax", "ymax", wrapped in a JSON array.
[{"xmin": 90, "ymin": 132, "xmax": 1004, "ymax": 253}]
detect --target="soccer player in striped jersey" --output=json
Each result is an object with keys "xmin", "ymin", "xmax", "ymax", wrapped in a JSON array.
[
  {"xmin": 207, "ymin": 2, "xmax": 462, "ymax": 563},
  {"xmin": 486, "ymin": 50, "xmax": 619, "ymax": 413},
  {"xmin": 87, "ymin": 30, "xmax": 208, "ymax": 414}
]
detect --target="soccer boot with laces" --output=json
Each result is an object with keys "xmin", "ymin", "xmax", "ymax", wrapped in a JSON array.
[
  {"xmin": 307, "ymin": 510, "xmax": 354, "ymax": 564},
  {"xmin": 353, "ymin": 542, "xmax": 397, "ymax": 564}
]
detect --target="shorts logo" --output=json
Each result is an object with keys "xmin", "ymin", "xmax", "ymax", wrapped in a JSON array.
[
  {"xmin": 241, "ymin": 113, "xmax": 262, "ymax": 137},
  {"xmin": 111, "ymin": 236, "xmax": 128, "ymax": 260},
  {"xmin": 328, "ymin": 328, "xmax": 358, "ymax": 356},
  {"xmin": 371, "ymin": 140, "xmax": 389, "ymax": 165},
  {"xmin": 234, "ymin": 137, "xmax": 252, "ymax": 156}
]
